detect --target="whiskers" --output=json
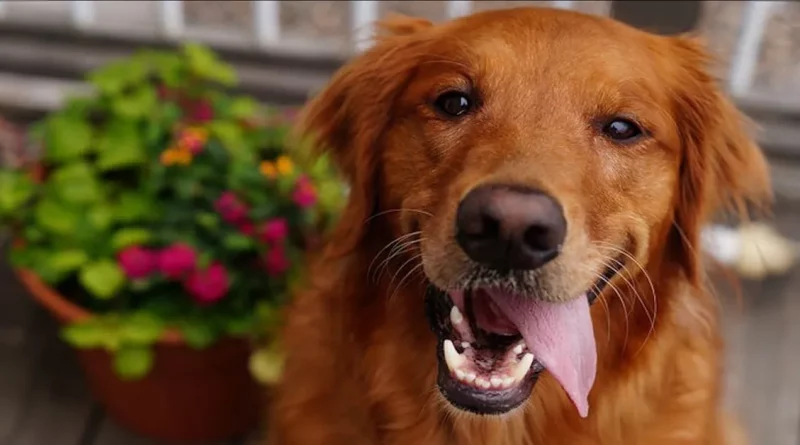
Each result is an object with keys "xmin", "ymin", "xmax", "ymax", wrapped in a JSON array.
[
  {"xmin": 589, "ymin": 241, "xmax": 658, "ymax": 358},
  {"xmin": 366, "ymin": 208, "xmax": 434, "ymax": 300}
]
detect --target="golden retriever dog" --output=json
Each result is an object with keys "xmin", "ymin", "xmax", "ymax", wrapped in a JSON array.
[{"xmin": 270, "ymin": 7, "xmax": 771, "ymax": 445}]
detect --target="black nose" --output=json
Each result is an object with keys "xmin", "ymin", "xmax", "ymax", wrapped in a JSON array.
[{"xmin": 455, "ymin": 184, "xmax": 567, "ymax": 271}]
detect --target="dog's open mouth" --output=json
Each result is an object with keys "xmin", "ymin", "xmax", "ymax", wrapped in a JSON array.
[{"xmin": 425, "ymin": 268, "xmax": 618, "ymax": 417}]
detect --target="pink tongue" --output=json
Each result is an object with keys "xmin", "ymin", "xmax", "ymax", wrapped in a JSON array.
[{"xmin": 486, "ymin": 290, "xmax": 597, "ymax": 418}]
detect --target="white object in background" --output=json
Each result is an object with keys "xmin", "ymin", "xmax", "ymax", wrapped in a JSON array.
[
  {"xmin": 254, "ymin": 0, "xmax": 281, "ymax": 48},
  {"xmin": 728, "ymin": 1, "xmax": 778, "ymax": 97},
  {"xmin": 702, "ymin": 223, "xmax": 798, "ymax": 280},
  {"xmin": 446, "ymin": 1, "xmax": 472, "ymax": 19},
  {"xmin": 551, "ymin": 1, "xmax": 576, "ymax": 10},
  {"xmin": 351, "ymin": 0, "xmax": 379, "ymax": 52},
  {"xmin": 160, "ymin": 0, "xmax": 184, "ymax": 39},
  {"xmin": 71, "ymin": 0, "xmax": 94, "ymax": 29}
]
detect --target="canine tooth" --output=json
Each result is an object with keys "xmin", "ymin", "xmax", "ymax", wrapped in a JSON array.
[
  {"xmin": 513, "ymin": 344, "xmax": 524, "ymax": 355},
  {"xmin": 461, "ymin": 342, "xmax": 471, "ymax": 349},
  {"xmin": 443, "ymin": 340, "xmax": 465, "ymax": 371},
  {"xmin": 503, "ymin": 377, "xmax": 515, "ymax": 387},
  {"xmin": 450, "ymin": 306, "xmax": 464, "ymax": 325},
  {"xmin": 490, "ymin": 377, "xmax": 503, "ymax": 388},
  {"xmin": 464, "ymin": 372, "xmax": 476, "ymax": 383},
  {"xmin": 455, "ymin": 370, "xmax": 466, "ymax": 380},
  {"xmin": 512, "ymin": 353, "xmax": 535, "ymax": 382},
  {"xmin": 475, "ymin": 377, "xmax": 490, "ymax": 389}
]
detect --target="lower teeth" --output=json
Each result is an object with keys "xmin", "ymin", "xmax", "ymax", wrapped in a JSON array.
[{"xmin": 443, "ymin": 339, "xmax": 534, "ymax": 390}]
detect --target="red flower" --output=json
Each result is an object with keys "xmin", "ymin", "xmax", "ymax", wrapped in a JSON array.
[
  {"xmin": 258, "ymin": 217, "xmax": 289, "ymax": 244},
  {"xmin": 238, "ymin": 221, "xmax": 255, "ymax": 236},
  {"xmin": 184, "ymin": 262, "xmax": 230, "ymax": 305},
  {"xmin": 264, "ymin": 245, "xmax": 290, "ymax": 276},
  {"xmin": 214, "ymin": 191, "xmax": 249, "ymax": 225},
  {"xmin": 292, "ymin": 175, "xmax": 317, "ymax": 208},
  {"xmin": 118, "ymin": 246, "xmax": 158, "ymax": 280},
  {"xmin": 158, "ymin": 243, "xmax": 197, "ymax": 279},
  {"xmin": 190, "ymin": 99, "xmax": 214, "ymax": 122}
]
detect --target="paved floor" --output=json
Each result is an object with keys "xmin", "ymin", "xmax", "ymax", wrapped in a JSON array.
[{"xmin": 0, "ymin": 206, "xmax": 799, "ymax": 444}]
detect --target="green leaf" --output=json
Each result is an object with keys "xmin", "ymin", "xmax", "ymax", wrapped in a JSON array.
[
  {"xmin": 87, "ymin": 203, "xmax": 115, "ymax": 232},
  {"xmin": 210, "ymin": 121, "xmax": 245, "ymax": 154},
  {"xmin": 195, "ymin": 212, "xmax": 220, "ymax": 230},
  {"xmin": 35, "ymin": 199, "xmax": 80, "ymax": 235},
  {"xmin": 112, "ymin": 87, "xmax": 158, "ymax": 119},
  {"xmin": 223, "ymin": 233, "xmax": 254, "ymax": 251},
  {"xmin": 111, "ymin": 228, "xmax": 154, "ymax": 251},
  {"xmin": 179, "ymin": 318, "xmax": 218, "ymax": 349},
  {"xmin": 47, "ymin": 249, "xmax": 89, "ymax": 275},
  {"xmin": 115, "ymin": 192, "xmax": 157, "ymax": 223},
  {"xmin": 113, "ymin": 345, "xmax": 154, "ymax": 380},
  {"xmin": 96, "ymin": 120, "xmax": 146, "ymax": 171},
  {"xmin": 88, "ymin": 59, "xmax": 147, "ymax": 95},
  {"xmin": 183, "ymin": 43, "xmax": 237, "ymax": 86},
  {"xmin": 50, "ymin": 162, "xmax": 102, "ymax": 205},
  {"xmin": 79, "ymin": 260, "xmax": 126, "ymax": 300},
  {"xmin": 61, "ymin": 320, "xmax": 109, "ymax": 349},
  {"xmin": 249, "ymin": 347, "xmax": 284, "ymax": 385},
  {"xmin": 229, "ymin": 97, "xmax": 259, "ymax": 119},
  {"xmin": 44, "ymin": 114, "xmax": 93, "ymax": 163},
  {"xmin": 0, "ymin": 171, "xmax": 35, "ymax": 216},
  {"xmin": 118, "ymin": 312, "xmax": 164, "ymax": 345}
]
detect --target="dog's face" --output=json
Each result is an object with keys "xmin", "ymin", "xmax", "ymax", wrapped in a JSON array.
[{"xmin": 299, "ymin": 8, "xmax": 769, "ymax": 418}]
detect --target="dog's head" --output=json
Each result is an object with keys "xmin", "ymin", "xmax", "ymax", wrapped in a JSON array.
[{"xmin": 298, "ymin": 8, "xmax": 770, "ymax": 418}]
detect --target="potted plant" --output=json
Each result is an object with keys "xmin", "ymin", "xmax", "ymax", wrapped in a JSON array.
[{"xmin": 0, "ymin": 44, "xmax": 345, "ymax": 443}]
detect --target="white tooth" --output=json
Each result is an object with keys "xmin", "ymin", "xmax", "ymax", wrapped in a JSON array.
[
  {"xmin": 503, "ymin": 377, "xmax": 515, "ymax": 387},
  {"xmin": 490, "ymin": 377, "xmax": 503, "ymax": 388},
  {"xmin": 513, "ymin": 344, "xmax": 524, "ymax": 355},
  {"xmin": 512, "ymin": 353, "xmax": 535, "ymax": 382},
  {"xmin": 455, "ymin": 370, "xmax": 466, "ymax": 380},
  {"xmin": 461, "ymin": 342, "xmax": 471, "ymax": 349},
  {"xmin": 475, "ymin": 377, "xmax": 490, "ymax": 389},
  {"xmin": 464, "ymin": 372, "xmax": 477, "ymax": 383},
  {"xmin": 450, "ymin": 306, "xmax": 464, "ymax": 325},
  {"xmin": 443, "ymin": 340, "xmax": 465, "ymax": 371}
]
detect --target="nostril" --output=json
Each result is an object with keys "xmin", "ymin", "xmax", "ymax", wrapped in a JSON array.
[
  {"xmin": 479, "ymin": 213, "xmax": 501, "ymax": 240},
  {"xmin": 523, "ymin": 225, "xmax": 553, "ymax": 252}
]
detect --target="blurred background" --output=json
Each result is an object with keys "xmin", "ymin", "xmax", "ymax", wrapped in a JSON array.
[{"xmin": 0, "ymin": 1, "xmax": 798, "ymax": 445}]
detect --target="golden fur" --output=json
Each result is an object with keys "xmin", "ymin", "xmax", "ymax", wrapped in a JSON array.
[{"xmin": 269, "ymin": 8, "xmax": 771, "ymax": 445}]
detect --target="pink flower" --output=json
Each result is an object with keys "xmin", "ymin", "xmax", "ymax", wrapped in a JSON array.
[
  {"xmin": 184, "ymin": 262, "xmax": 230, "ymax": 305},
  {"xmin": 258, "ymin": 217, "xmax": 289, "ymax": 244},
  {"xmin": 190, "ymin": 99, "xmax": 214, "ymax": 122},
  {"xmin": 117, "ymin": 246, "xmax": 158, "ymax": 279},
  {"xmin": 238, "ymin": 221, "xmax": 255, "ymax": 236},
  {"xmin": 158, "ymin": 243, "xmax": 197, "ymax": 279},
  {"xmin": 263, "ymin": 245, "xmax": 290, "ymax": 276},
  {"xmin": 214, "ymin": 191, "xmax": 249, "ymax": 224},
  {"xmin": 292, "ymin": 175, "xmax": 317, "ymax": 209}
]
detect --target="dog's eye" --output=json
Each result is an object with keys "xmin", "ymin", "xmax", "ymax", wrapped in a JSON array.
[
  {"xmin": 602, "ymin": 118, "xmax": 642, "ymax": 142},
  {"xmin": 434, "ymin": 91, "xmax": 472, "ymax": 117}
]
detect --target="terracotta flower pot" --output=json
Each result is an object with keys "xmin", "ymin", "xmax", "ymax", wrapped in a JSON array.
[{"xmin": 15, "ymin": 268, "xmax": 264, "ymax": 443}]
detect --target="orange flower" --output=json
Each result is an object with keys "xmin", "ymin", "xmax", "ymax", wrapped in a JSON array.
[
  {"xmin": 259, "ymin": 161, "xmax": 277, "ymax": 179},
  {"xmin": 160, "ymin": 147, "xmax": 193, "ymax": 166},
  {"xmin": 177, "ymin": 127, "xmax": 209, "ymax": 155},
  {"xmin": 275, "ymin": 156, "xmax": 294, "ymax": 175}
]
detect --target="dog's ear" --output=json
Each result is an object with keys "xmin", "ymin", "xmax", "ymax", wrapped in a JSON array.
[
  {"xmin": 295, "ymin": 16, "xmax": 433, "ymax": 256},
  {"xmin": 669, "ymin": 36, "xmax": 772, "ymax": 282}
]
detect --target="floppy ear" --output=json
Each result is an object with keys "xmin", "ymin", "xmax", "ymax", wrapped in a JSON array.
[
  {"xmin": 295, "ymin": 16, "xmax": 434, "ymax": 256},
  {"xmin": 669, "ymin": 36, "xmax": 772, "ymax": 282}
]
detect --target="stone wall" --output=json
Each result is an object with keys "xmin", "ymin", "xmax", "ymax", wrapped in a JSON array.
[{"xmin": 183, "ymin": 1, "xmax": 799, "ymax": 94}]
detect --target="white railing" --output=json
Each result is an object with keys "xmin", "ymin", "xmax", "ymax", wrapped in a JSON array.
[{"xmin": 0, "ymin": 0, "xmax": 787, "ymax": 98}]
